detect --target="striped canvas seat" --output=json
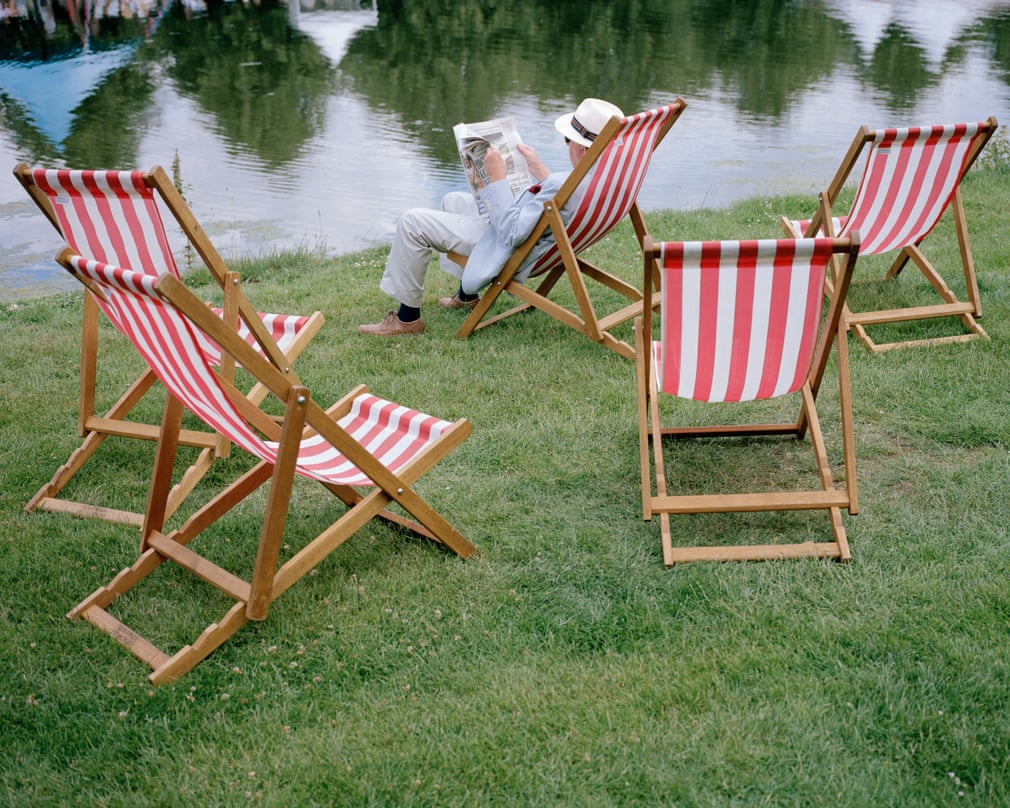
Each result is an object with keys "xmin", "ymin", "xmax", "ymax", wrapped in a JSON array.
[
  {"xmin": 653, "ymin": 239, "xmax": 830, "ymax": 403},
  {"xmin": 14, "ymin": 164, "xmax": 324, "ymax": 527},
  {"xmin": 56, "ymin": 249, "xmax": 475, "ymax": 683},
  {"xmin": 454, "ymin": 100, "xmax": 687, "ymax": 360},
  {"xmin": 19, "ymin": 166, "xmax": 323, "ymax": 364},
  {"xmin": 635, "ymin": 235, "xmax": 861, "ymax": 566},
  {"xmin": 781, "ymin": 118, "xmax": 997, "ymax": 352}
]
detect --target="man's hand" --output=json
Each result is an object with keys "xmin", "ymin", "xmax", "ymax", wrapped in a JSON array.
[
  {"xmin": 517, "ymin": 144, "xmax": 550, "ymax": 181},
  {"xmin": 483, "ymin": 147, "xmax": 507, "ymax": 182}
]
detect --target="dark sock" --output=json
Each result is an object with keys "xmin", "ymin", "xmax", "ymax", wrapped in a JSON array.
[
  {"xmin": 456, "ymin": 285, "xmax": 478, "ymax": 302},
  {"xmin": 397, "ymin": 303, "xmax": 421, "ymax": 322}
]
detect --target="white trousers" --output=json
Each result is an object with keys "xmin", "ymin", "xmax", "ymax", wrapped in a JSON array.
[{"xmin": 379, "ymin": 192, "xmax": 488, "ymax": 308}]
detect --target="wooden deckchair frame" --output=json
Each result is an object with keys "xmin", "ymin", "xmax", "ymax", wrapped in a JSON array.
[
  {"xmin": 55, "ymin": 247, "xmax": 475, "ymax": 683},
  {"xmin": 781, "ymin": 118, "xmax": 998, "ymax": 352},
  {"xmin": 636, "ymin": 231, "xmax": 862, "ymax": 566},
  {"xmin": 14, "ymin": 164, "xmax": 324, "ymax": 527},
  {"xmin": 450, "ymin": 100, "xmax": 687, "ymax": 360}
]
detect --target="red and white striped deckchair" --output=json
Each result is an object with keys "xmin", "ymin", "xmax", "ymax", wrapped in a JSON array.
[
  {"xmin": 635, "ymin": 234, "xmax": 862, "ymax": 566},
  {"xmin": 453, "ymin": 100, "xmax": 687, "ymax": 360},
  {"xmin": 54, "ymin": 246, "xmax": 474, "ymax": 683},
  {"xmin": 781, "ymin": 118, "xmax": 998, "ymax": 352},
  {"xmin": 13, "ymin": 164, "xmax": 324, "ymax": 526}
]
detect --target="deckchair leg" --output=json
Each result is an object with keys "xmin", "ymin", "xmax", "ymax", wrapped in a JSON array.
[
  {"xmin": 78, "ymin": 292, "xmax": 100, "ymax": 436},
  {"xmin": 247, "ymin": 388, "xmax": 309, "ymax": 620},
  {"xmin": 25, "ymin": 358, "xmax": 225, "ymax": 526},
  {"xmin": 829, "ymin": 507, "xmax": 852, "ymax": 562},
  {"xmin": 463, "ymin": 266, "xmax": 566, "ymax": 333},
  {"xmin": 665, "ymin": 541, "xmax": 845, "ymax": 564},
  {"xmin": 951, "ymin": 189, "xmax": 983, "ymax": 318},
  {"xmin": 634, "ymin": 318, "xmax": 653, "ymax": 520},
  {"xmin": 26, "ymin": 367, "xmax": 161, "ymax": 523},
  {"xmin": 142, "ymin": 393, "xmax": 185, "ymax": 543},
  {"xmin": 456, "ymin": 276, "xmax": 515, "ymax": 338},
  {"xmin": 660, "ymin": 513, "xmax": 674, "ymax": 567},
  {"xmin": 162, "ymin": 448, "xmax": 218, "ymax": 520},
  {"xmin": 149, "ymin": 602, "xmax": 250, "ymax": 685}
]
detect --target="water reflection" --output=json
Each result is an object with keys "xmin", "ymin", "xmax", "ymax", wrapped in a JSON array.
[{"xmin": 1, "ymin": 0, "xmax": 1009, "ymax": 298}]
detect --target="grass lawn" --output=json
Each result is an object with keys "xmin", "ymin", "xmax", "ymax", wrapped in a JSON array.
[{"xmin": 1, "ymin": 153, "xmax": 1009, "ymax": 806}]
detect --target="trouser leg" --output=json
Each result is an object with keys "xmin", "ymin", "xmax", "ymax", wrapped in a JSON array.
[{"xmin": 380, "ymin": 199, "xmax": 486, "ymax": 308}]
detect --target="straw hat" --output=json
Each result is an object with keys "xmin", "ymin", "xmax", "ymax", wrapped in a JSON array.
[{"xmin": 554, "ymin": 98, "xmax": 625, "ymax": 147}]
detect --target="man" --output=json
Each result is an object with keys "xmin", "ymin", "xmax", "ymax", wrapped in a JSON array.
[{"xmin": 359, "ymin": 98, "xmax": 624, "ymax": 336}]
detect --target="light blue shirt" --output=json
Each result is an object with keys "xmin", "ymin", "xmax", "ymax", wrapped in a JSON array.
[{"xmin": 460, "ymin": 170, "xmax": 587, "ymax": 295}]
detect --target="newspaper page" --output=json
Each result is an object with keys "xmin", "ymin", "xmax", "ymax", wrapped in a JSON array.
[{"xmin": 452, "ymin": 116, "xmax": 532, "ymax": 216}]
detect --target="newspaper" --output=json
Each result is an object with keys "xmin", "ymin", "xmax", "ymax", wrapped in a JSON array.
[{"xmin": 453, "ymin": 116, "xmax": 532, "ymax": 216}]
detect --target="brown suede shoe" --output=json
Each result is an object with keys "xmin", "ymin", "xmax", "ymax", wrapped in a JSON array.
[
  {"xmin": 437, "ymin": 293, "xmax": 480, "ymax": 310},
  {"xmin": 358, "ymin": 311, "xmax": 425, "ymax": 336}
]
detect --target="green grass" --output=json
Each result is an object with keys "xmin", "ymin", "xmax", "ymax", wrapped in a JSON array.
[{"xmin": 2, "ymin": 159, "xmax": 1010, "ymax": 806}]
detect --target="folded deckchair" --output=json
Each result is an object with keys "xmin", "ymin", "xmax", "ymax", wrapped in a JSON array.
[
  {"xmin": 14, "ymin": 164, "xmax": 324, "ymax": 526},
  {"xmin": 781, "ymin": 118, "xmax": 997, "ymax": 352},
  {"xmin": 452, "ymin": 100, "xmax": 687, "ymax": 360},
  {"xmin": 636, "ymin": 233, "xmax": 861, "ymax": 565},
  {"xmin": 54, "ymin": 246, "xmax": 475, "ymax": 683}
]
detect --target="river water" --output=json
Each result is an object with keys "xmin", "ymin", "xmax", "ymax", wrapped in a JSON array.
[{"xmin": 1, "ymin": 0, "xmax": 1009, "ymax": 298}]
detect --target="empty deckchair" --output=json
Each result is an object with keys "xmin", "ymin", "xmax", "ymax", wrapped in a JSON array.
[
  {"xmin": 453, "ymin": 100, "xmax": 687, "ymax": 360},
  {"xmin": 636, "ymin": 232, "xmax": 861, "ymax": 565},
  {"xmin": 14, "ymin": 164, "xmax": 324, "ymax": 526},
  {"xmin": 781, "ymin": 118, "xmax": 997, "ymax": 352},
  {"xmin": 54, "ymin": 246, "xmax": 475, "ymax": 683}
]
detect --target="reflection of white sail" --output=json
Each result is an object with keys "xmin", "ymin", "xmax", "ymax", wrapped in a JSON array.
[
  {"xmin": 291, "ymin": 5, "xmax": 377, "ymax": 66},
  {"xmin": 0, "ymin": 44, "xmax": 137, "ymax": 146},
  {"xmin": 820, "ymin": 0, "xmax": 1010, "ymax": 66}
]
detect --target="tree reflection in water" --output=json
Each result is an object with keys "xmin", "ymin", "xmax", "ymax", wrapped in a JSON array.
[{"xmin": 1, "ymin": 0, "xmax": 1008, "ymax": 296}]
